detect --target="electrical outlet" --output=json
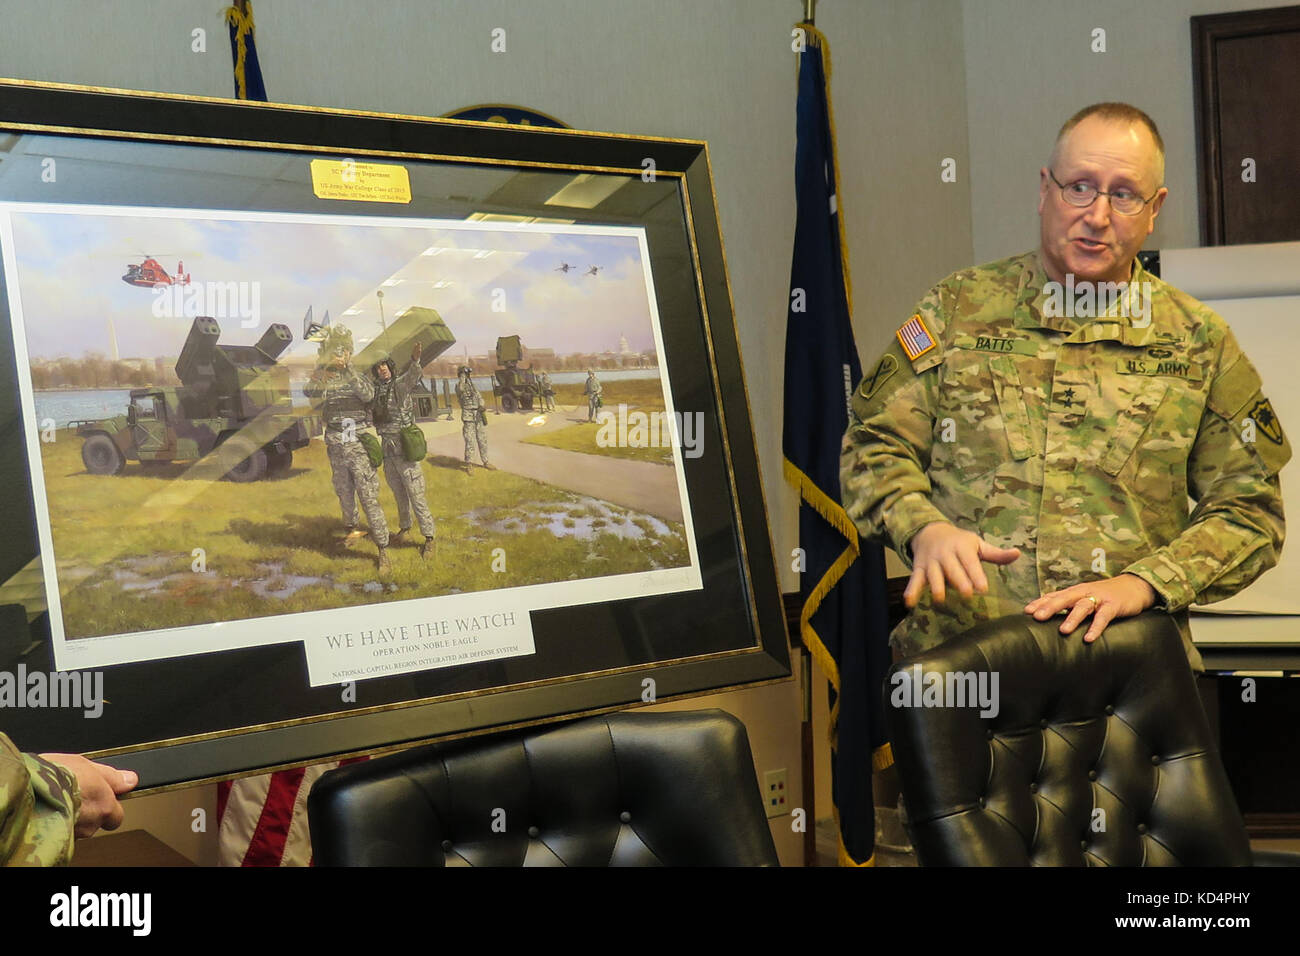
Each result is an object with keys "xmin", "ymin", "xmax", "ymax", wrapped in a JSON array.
[{"xmin": 763, "ymin": 768, "xmax": 789, "ymax": 818}]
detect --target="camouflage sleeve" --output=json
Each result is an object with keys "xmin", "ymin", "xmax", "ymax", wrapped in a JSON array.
[
  {"xmin": 397, "ymin": 358, "xmax": 423, "ymax": 389},
  {"xmin": 0, "ymin": 733, "xmax": 80, "ymax": 867},
  {"xmin": 349, "ymin": 369, "xmax": 376, "ymax": 404},
  {"xmin": 1122, "ymin": 328, "xmax": 1291, "ymax": 611},
  {"xmin": 840, "ymin": 286, "xmax": 953, "ymax": 567}
]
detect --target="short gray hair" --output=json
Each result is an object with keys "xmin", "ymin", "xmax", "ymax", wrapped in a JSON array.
[{"xmin": 1050, "ymin": 102, "xmax": 1165, "ymax": 187}]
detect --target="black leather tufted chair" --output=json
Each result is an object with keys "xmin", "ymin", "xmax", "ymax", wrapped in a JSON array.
[
  {"xmin": 885, "ymin": 611, "xmax": 1297, "ymax": 866},
  {"xmin": 307, "ymin": 709, "xmax": 780, "ymax": 866}
]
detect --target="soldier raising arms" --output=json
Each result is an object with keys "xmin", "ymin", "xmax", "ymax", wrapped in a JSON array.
[
  {"xmin": 371, "ymin": 342, "xmax": 436, "ymax": 559},
  {"xmin": 841, "ymin": 103, "xmax": 1290, "ymax": 671}
]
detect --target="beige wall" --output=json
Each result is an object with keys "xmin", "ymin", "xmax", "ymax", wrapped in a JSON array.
[{"xmin": 0, "ymin": 0, "xmax": 975, "ymax": 865}]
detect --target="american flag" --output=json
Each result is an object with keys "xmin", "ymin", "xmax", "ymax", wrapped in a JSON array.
[
  {"xmin": 896, "ymin": 313, "xmax": 935, "ymax": 361},
  {"xmin": 216, "ymin": 758, "xmax": 367, "ymax": 866}
]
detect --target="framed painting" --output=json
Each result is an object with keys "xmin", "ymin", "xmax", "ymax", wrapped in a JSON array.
[{"xmin": 0, "ymin": 79, "xmax": 790, "ymax": 790}]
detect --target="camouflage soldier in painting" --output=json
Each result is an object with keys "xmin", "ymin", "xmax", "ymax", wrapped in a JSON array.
[
  {"xmin": 584, "ymin": 369, "xmax": 603, "ymax": 422},
  {"xmin": 841, "ymin": 103, "xmax": 1290, "ymax": 673},
  {"xmin": 538, "ymin": 371, "xmax": 556, "ymax": 411},
  {"xmin": 457, "ymin": 366, "xmax": 492, "ymax": 474},
  {"xmin": 0, "ymin": 732, "xmax": 135, "ymax": 865},
  {"xmin": 304, "ymin": 325, "xmax": 391, "ymax": 574},
  {"xmin": 371, "ymin": 342, "xmax": 435, "ymax": 559}
]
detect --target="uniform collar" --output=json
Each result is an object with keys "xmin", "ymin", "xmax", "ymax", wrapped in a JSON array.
[{"xmin": 1013, "ymin": 250, "xmax": 1165, "ymax": 346}]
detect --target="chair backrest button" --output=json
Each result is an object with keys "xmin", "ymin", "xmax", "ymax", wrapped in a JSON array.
[
  {"xmin": 441, "ymin": 840, "xmax": 453, "ymax": 852},
  {"xmin": 619, "ymin": 811, "xmax": 632, "ymax": 824},
  {"xmin": 527, "ymin": 826, "xmax": 540, "ymax": 838}
]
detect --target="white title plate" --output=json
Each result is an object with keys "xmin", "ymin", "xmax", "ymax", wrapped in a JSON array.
[{"xmin": 303, "ymin": 591, "xmax": 535, "ymax": 686}]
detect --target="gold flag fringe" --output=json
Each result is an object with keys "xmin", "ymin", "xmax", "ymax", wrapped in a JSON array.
[
  {"xmin": 224, "ymin": 4, "xmax": 256, "ymax": 101},
  {"xmin": 788, "ymin": 24, "xmax": 894, "ymax": 867}
]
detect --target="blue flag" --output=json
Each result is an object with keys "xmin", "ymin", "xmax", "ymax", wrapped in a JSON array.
[
  {"xmin": 225, "ymin": 3, "xmax": 267, "ymax": 102},
  {"xmin": 782, "ymin": 24, "xmax": 893, "ymax": 867}
]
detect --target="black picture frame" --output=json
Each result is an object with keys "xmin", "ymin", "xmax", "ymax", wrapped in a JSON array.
[{"xmin": 0, "ymin": 79, "xmax": 790, "ymax": 792}]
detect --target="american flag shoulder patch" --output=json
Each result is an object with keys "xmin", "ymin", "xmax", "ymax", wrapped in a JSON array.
[{"xmin": 896, "ymin": 313, "xmax": 936, "ymax": 362}]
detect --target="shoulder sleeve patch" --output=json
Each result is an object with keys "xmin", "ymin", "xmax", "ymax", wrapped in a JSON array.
[
  {"xmin": 851, "ymin": 339, "xmax": 917, "ymax": 422},
  {"xmin": 858, "ymin": 352, "xmax": 898, "ymax": 403},
  {"xmin": 896, "ymin": 313, "xmax": 936, "ymax": 363},
  {"xmin": 1244, "ymin": 396, "xmax": 1291, "ymax": 477},
  {"xmin": 1206, "ymin": 351, "xmax": 1291, "ymax": 475}
]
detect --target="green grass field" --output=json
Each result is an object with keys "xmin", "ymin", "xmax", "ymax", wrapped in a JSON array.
[
  {"xmin": 522, "ymin": 379, "xmax": 675, "ymax": 465},
  {"xmin": 41, "ymin": 429, "xmax": 689, "ymax": 639}
]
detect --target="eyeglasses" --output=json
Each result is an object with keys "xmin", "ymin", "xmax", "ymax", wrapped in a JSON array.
[{"xmin": 1049, "ymin": 170, "xmax": 1160, "ymax": 216}]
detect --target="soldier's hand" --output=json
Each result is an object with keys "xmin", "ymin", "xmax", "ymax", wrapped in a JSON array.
[
  {"xmin": 38, "ymin": 753, "xmax": 138, "ymax": 839},
  {"xmin": 1024, "ymin": 574, "xmax": 1159, "ymax": 643},
  {"xmin": 904, "ymin": 521, "xmax": 1021, "ymax": 608},
  {"xmin": 412, "ymin": 341, "xmax": 422, "ymax": 361}
]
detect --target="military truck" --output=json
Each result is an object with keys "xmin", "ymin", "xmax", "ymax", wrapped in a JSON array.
[
  {"xmin": 491, "ymin": 334, "xmax": 540, "ymax": 413},
  {"xmin": 75, "ymin": 316, "xmax": 314, "ymax": 482}
]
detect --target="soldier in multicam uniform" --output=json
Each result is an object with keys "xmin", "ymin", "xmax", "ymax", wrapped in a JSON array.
[
  {"xmin": 841, "ymin": 103, "xmax": 1290, "ymax": 674},
  {"xmin": 370, "ymin": 342, "xmax": 436, "ymax": 559},
  {"xmin": 456, "ymin": 365, "xmax": 493, "ymax": 474},
  {"xmin": 304, "ymin": 325, "xmax": 392, "ymax": 575},
  {"xmin": 583, "ymin": 370, "xmax": 603, "ymax": 422},
  {"xmin": 0, "ymin": 732, "xmax": 136, "ymax": 865}
]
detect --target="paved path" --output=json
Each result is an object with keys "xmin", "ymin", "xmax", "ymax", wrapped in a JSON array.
[{"xmin": 419, "ymin": 405, "xmax": 684, "ymax": 523}]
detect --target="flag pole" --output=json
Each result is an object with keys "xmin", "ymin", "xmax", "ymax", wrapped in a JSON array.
[{"xmin": 803, "ymin": 0, "xmax": 816, "ymax": 24}]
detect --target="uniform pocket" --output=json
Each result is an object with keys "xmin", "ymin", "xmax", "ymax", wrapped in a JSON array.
[
  {"xmin": 936, "ymin": 352, "xmax": 1033, "ymax": 480},
  {"xmin": 989, "ymin": 356, "xmax": 1033, "ymax": 461},
  {"xmin": 1100, "ymin": 379, "xmax": 1169, "ymax": 476}
]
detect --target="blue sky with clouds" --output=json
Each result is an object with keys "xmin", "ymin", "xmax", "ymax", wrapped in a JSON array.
[{"xmin": 5, "ymin": 208, "xmax": 659, "ymax": 362}]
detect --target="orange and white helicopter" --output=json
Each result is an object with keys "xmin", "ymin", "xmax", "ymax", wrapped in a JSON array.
[{"xmin": 121, "ymin": 256, "xmax": 191, "ymax": 289}]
